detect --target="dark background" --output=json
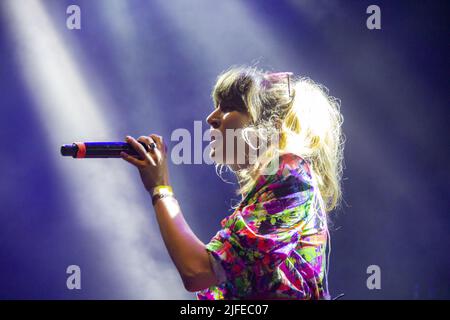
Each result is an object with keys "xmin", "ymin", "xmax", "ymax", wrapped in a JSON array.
[{"xmin": 0, "ymin": 0, "xmax": 449, "ymax": 299}]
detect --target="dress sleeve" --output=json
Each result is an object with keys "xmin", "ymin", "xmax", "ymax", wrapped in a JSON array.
[{"xmin": 205, "ymin": 153, "xmax": 314, "ymax": 297}]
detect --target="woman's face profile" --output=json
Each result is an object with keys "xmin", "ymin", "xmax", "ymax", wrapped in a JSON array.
[{"xmin": 206, "ymin": 103, "xmax": 252, "ymax": 167}]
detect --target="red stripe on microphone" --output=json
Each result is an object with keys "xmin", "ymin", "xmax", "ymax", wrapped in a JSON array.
[{"xmin": 75, "ymin": 142, "xmax": 86, "ymax": 158}]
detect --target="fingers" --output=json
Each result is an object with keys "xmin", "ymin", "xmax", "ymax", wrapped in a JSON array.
[
  {"xmin": 150, "ymin": 134, "xmax": 166, "ymax": 154},
  {"xmin": 122, "ymin": 136, "xmax": 154, "ymax": 167},
  {"xmin": 136, "ymin": 135, "xmax": 157, "ymax": 166},
  {"xmin": 121, "ymin": 134, "xmax": 165, "ymax": 168},
  {"xmin": 150, "ymin": 134, "xmax": 167, "ymax": 162},
  {"xmin": 126, "ymin": 136, "xmax": 149, "ymax": 159},
  {"xmin": 121, "ymin": 151, "xmax": 146, "ymax": 168}
]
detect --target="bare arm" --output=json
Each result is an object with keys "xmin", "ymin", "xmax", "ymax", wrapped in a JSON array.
[
  {"xmin": 120, "ymin": 134, "xmax": 218, "ymax": 292},
  {"xmin": 151, "ymin": 194, "xmax": 218, "ymax": 291}
]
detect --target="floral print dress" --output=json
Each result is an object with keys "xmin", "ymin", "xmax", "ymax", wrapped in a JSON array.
[{"xmin": 196, "ymin": 152, "xmax": 331, "ymax": 300}]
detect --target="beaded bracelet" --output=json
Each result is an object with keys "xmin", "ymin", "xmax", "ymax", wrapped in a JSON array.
[
  {"xmin": 152, "ymin": 193, "xmax": 174, "ymax": 206},
  {"xmin": 151, "ymin": 185, "xmax": 174, "ymax": 206}
]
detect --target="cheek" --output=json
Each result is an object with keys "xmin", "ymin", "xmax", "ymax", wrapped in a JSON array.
[
  {"xmin": 214, "ymin": 112, "xmax": 251, "ymax": 151},
  {"xmin": 222, "ymin": 112, "xmax": 250, "ymax": 129}
]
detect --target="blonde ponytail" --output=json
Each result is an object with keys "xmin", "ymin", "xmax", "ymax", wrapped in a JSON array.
[{"xmin": 282, "ymin": 77, "xmax": 345, "ymax": 212}]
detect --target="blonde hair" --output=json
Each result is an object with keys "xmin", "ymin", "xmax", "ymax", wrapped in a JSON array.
[{"xmin": 211, "ymin": 65, "xmax": 345, "ymax": 213}]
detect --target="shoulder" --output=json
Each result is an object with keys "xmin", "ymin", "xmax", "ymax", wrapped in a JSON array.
[
  {"xmin": 240, "ymin": 152, "xmax": 313, "ymax": 207},
  {"xmin": 250, "ymin": 152, "xmax": 313, "ymax": 200},
  {"xmin": 275, "ymin": 152, "xmax": 312, "ymax": 183}
]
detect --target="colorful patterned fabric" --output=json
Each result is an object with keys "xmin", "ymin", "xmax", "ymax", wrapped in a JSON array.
[{"xmin": 196, "ymin": 152, "xmax": 330, "ymax": 300}]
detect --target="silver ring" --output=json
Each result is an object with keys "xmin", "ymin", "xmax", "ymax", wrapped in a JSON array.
[{"xmin": 149, "ymin": 142, "xmax": 157, "ymax": 151}]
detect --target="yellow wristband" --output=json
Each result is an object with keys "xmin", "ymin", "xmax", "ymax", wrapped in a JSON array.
[{"xmin": 152, "ymin": 185, "xmax": 173, "ymax": 197}]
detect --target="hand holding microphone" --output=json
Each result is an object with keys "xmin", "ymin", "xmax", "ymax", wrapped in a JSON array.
[
  {"xmin": 60, "ymin": 141, "xmax": 151, "ymax": 158},
  {"xmin": 121, "ymin": 135, "xmax": 170, "ymax": 193},
  {"xmin": 61, "ymin": 134, "xmax": 171, "ymax": 194}
]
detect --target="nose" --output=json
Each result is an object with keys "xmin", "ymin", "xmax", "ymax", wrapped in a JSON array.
[{"xmin": 206, "ymin": 109, "xmax": 220, "ymax": 129}]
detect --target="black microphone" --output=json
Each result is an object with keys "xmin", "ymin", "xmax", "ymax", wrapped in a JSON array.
[{"xmin": 60, "ymin": 141, "xmax": 149, "ymax": 158}]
